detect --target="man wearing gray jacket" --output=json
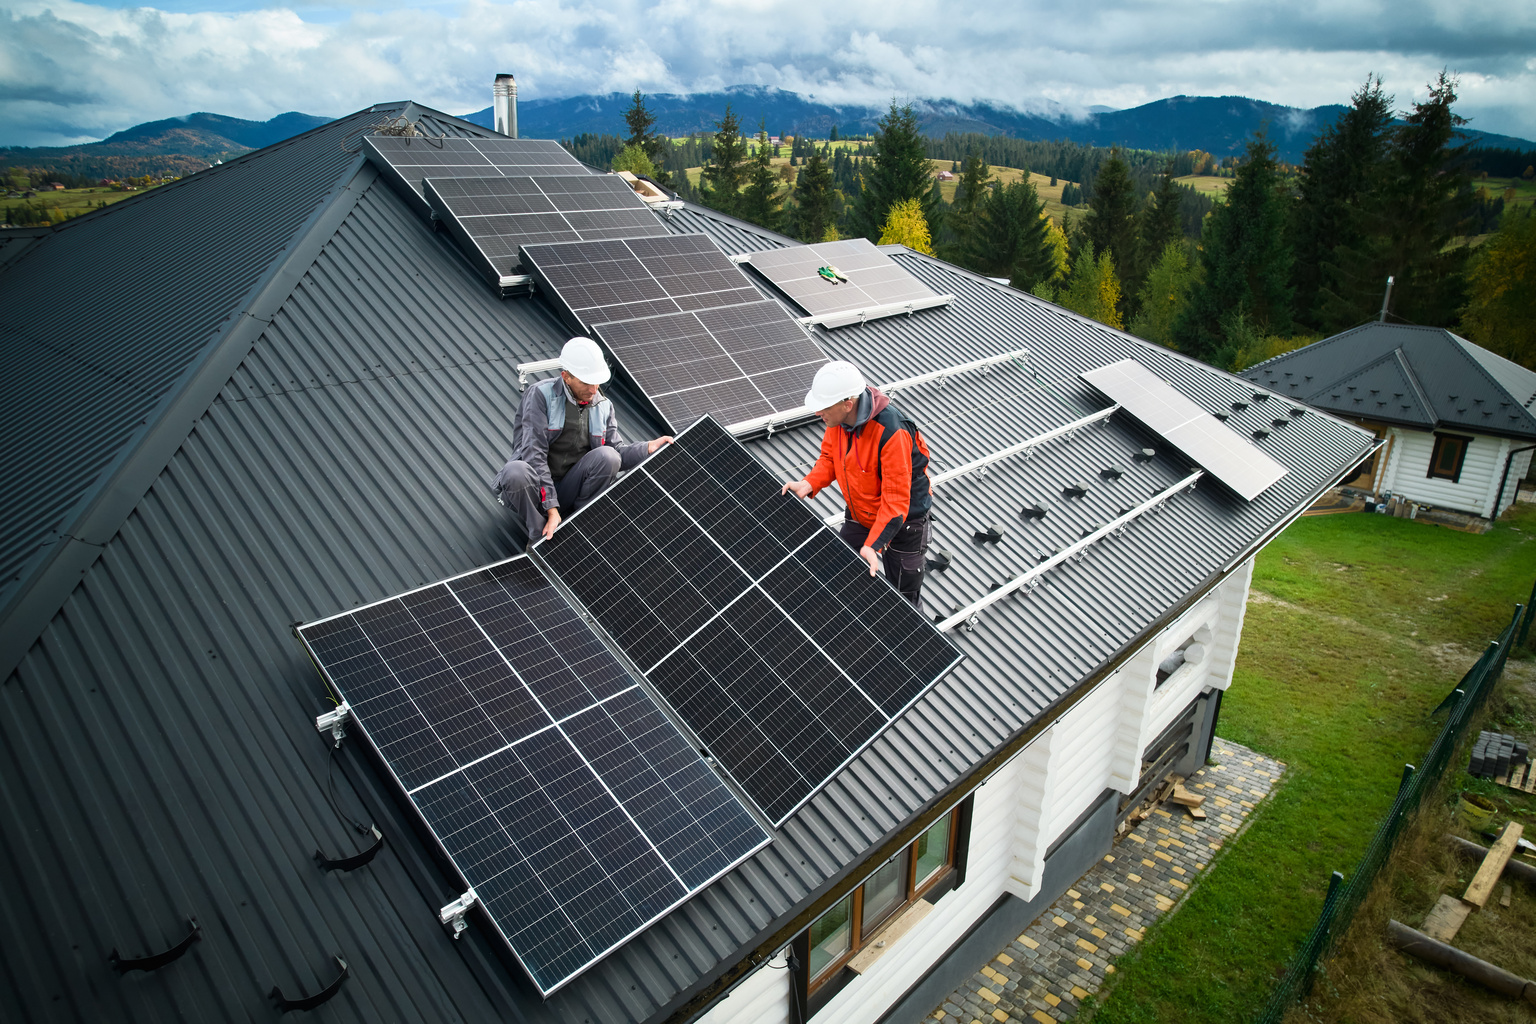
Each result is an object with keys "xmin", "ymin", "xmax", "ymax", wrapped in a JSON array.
[{"xmin": 494, "ymin": 337, "xmax": 672, "ymax": 541}]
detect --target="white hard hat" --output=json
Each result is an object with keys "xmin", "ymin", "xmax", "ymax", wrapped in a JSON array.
[
  {"xmin": 804, "ymin": 360, "xmax": 866, "ymax": 411},
  {"xmin": 560, "ymin": 336, "xmax": 611, "ymax": 385}
]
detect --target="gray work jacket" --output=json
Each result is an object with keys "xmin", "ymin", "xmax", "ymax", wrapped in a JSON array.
[{"xmin": 507, "ymin": 378, "xmax": 647, "ymax": 510}]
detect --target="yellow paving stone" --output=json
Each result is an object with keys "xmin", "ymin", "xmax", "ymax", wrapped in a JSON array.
[
  {"xmin": 1179, "ymin": 825, "xmax": 1200, "ymax": 835},
  {"xmin": 1125, "ymin": 927, "xmax": 1141, "ymax": 941},
  {"xmin": 1196, "ymin": 862, "xmax": 1206, "ymax": 870},
  {"xmin": 1155, "ymin": 895, "xmax": 1175, "ymax": 910},
  {"xmin": 1076, "ymin": 938, "xmax": 1099, "ymax": 953},
  {"xmin": 1243, "ymin": 760, "xmax": 1254, "ymax": 766},
  {"xmin": 1173, "ymin": 866, "xmax": 1186, "ymax": 875},
  {"xmin": 1091, "ymin": 927, "xmax": 1107, "ymax": 939},
  {"xmin": 1128, "ymin": 833, "xmax": 1145, "ymax": 844},
  {"xmin": 992, "ymin": 1010, "xmax": 1009, "ymax": 1023},
  {"xmin": 1053, "ymin": 916, "xmax": 1068, "ymax": 927},
  {"xmin": 1106, "ymin": 964, "xmax": 1116, "ymax": 973},
  {"xmin": 1032, "ymin": 1012, "xmax": 1054, "ymax": 1024},
  {"xmin": 1127, "ymin": 873, "xmax": 1142, "ymax": 882},
  {"xmin": 1076, "ymin": 957, "xmax": 1093, "ymax": 970},
  {"xmin": 1103, "ymin": 854, "xmax": 1115, "ymax": 862},
  {"xmin": 1019, "ymin": 935, "xmax": 1040, "ymax": 949},
  {"xmin": 1067, "ymin": 889, "xmax": 1081, "ymax": 899},
  {"xmin": 1157, "ymin": 839, "xmax": 1170, "ymax": 847},
  {"xmin": 1170, "ymin": 879, "xmax": 1188, "ymax": 890},
  {"xmin": 1153, "ymin": 808, "xmax": 1172, "ymax": 818},
  {"xmin": 1213, "ymin": 796, "xmax": 1231, "ymax": 807},
  {"xmin": 1154, "ymin": 850, "xmax": 1173, "ymax": 861},
  {"xmin": 979, "ymin": 987, "xmax": 1001, "ymax": 1004},
  {"xmin": 996, "ymin": 953, "xmax": 1014, "ymax": 966},
  {"xmin": 1111, "ymin": 903, "xmax": 1132, "ymax": 917},
  {"xmin": 1209, "ymin": 842, "xmax": 1223, "ymax": 851},
  {"xmin": 1071, "ymin": 986, "xmax": 1090, "ymax": 1000},
  {"xmin": 1225, "ymin": 784, "xmax": 1242, "ymax": 792},
  {"xmin": 982, "ymin": 966, "xmax": 1002, "ymax": 981},
  {"xmin": 1142, "ymin": 858, "xmax": 1156, "ymax": 868},
  {"xmin": 1241, "ymin": 800, "xmax": 1256, "ymax": 808},
  {"xmin": 1084, "ymin": 914, "xmax": 1098, "ymax": 924},
  {"xmin": 1220, "ymin": 814, "xmax": 1235, "ymax": 822},
  {"xmin": 1100, "ymin": 881, "xmax": 1116, "ymax": 892},
  {"xmin": 1043, "ymin": 993, "xmax": 1061, "ymax": 1007},
  {"xmin": 1250, "ymin": 790, "xmax": 1266, "ymax": 797},
  {"xmin": 1073, "ymin": 901, "xmax": 1085, "ymax": 910},
  {"xmin": 1156, "ymin": 827, "xmax": 1171, "ymax": 835},
  {"xmin": 1168, "ymin": 838, "xmax": 1186, "ymax": 848}
]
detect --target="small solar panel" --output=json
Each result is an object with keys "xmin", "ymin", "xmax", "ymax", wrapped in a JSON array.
[
  {"xmin": 521, "ymin": 235, "xmax": 829, "ymax": 430},
  {"xmin": 535, "ymin": 417, "xmax": 963, "ymax": 825},
  {"xmin": 297, "ymin": 556, "xmax": 768, "ymax": 996},
  {"xmin": 361, "ymin": 135, "xmax": 590, "ymax": 216},
  {"xmin": 1081, "ymin": 358, "xmax": 1289, "ymax": 500},
  {"xmin": 745, "ymin": 238, "xmax": 952, "ymax": 326},
  {"xmin": 425, "ymin": 175, "xmax": 667, "ymax": 282}
]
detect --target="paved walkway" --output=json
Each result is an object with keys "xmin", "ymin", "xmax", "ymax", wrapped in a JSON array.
[{"xmin": 928, "ymin": 739, "xmax": 1285, "ymax": 1024}]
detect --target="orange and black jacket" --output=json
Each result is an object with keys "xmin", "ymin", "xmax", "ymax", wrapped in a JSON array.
[{"xmin": 804, "ymin": 387, "xmax": 933, "ymax": 551}]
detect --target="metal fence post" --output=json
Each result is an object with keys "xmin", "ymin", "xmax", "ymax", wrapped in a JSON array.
[
  {"xmin": 1398, "ymin": 764, "xmax": 1415, "ymax": 792},
  {"xmin": 1521, "ymin": 581, "xmax": 1536, "ymax": 647}
]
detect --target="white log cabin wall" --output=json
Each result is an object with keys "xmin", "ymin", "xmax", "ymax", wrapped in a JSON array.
[
  {"xmin": 699, "ymin": 557, "xmax": 1257, "ymax": 1024},
  {"xmin": 1378, "ymin": 427, "xmax": 1531, "ymax": 518}
]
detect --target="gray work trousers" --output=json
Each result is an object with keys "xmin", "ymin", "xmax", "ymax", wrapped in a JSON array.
[{"xmin": 494, "ymin": 446, "xmax": 622, "ymax": 540}]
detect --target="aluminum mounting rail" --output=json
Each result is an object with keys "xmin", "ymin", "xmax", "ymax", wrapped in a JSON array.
[
  {"xmin": 935, "ymin": 471, "xmax": 1204, "ymax": 634},
  {"xmin": 797, "ymin": 294, "xmax": 955, "ymax": 329},
  {"xmin": 727, "ymin": 348, "xmax": 1030, "ymax": 437},
  {"xmin": 818, "ymin": 403, "xmax": 1120, "ymax": 526},
  {"xmin": 515, "ymin": 356, "xmax": 562, "ymax": 389}
]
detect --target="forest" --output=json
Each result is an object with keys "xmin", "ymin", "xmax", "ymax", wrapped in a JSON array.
[{"xmin": 574, "ymin": 75, "xmax": 1535, "ymax": 373}]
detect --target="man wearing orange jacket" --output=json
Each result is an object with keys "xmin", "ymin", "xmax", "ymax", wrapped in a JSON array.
[{"xmin": 781, "ymin": 360, "xmax": 935, "ymax": 609}]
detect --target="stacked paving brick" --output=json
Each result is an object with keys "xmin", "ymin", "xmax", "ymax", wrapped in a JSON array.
[
  {"xmin": 1468, "ymin": 730, "xmax": 1528, "ymax": 780},
  {"xmin": 929, "ymin": 740, "xmax": 1285, "ymax": 1024}
]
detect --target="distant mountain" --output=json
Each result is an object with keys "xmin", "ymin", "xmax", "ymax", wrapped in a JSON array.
[
  {"xmin": 461, "ymin": 87, "xmax": 1534, "ymax": 162},
  {"xmin": 0, "ymin": 111, "xmax": 332, "ymax": 180}
]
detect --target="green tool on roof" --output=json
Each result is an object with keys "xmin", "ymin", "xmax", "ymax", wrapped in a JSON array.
[{"xmin": 817, "ymin": 265, "xmax": 848, "ymax": 284}]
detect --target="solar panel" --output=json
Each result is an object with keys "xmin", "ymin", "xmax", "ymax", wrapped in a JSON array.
[
  {"xmin": 520, "ymin": 234, "xmax": 828, "ymax": 430},
  {"xmin": 424, "ymin": 176, "xmax": 667, "ymax": 281},
  {"xmin": 1081, "ymin": 358, "xmax": 1289, "ymax": 500},
  {"xmin": 744, "ymin": 238, "xmax": 952, "ymax": 326},
  {"xmin": 535, "ymin": 416, "xmax": 963, "ymax": 825},
  {"xmin": 297, "ymin": 556, "xmax": 768, "ymax": 996},
  {"xmin": 361, "ymin": 135, "xmax": 590, "ymax": 216}
]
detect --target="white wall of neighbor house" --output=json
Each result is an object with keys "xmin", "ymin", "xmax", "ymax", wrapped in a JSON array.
[
  {"xmin": 699, "ymin": 557, "xmax": 1257, "ymax": 1024},
  {"xmin": 1378, "ymin": 427, "xmax": 1527, "ymax": 518}
]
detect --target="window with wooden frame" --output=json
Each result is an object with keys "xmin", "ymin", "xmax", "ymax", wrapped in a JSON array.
[
  {"xmin": 1427, "ymin": 433, "xmax": 1471, "ymax": 483},
  {"xmin": 804, "ymin": 807, "xmax": 961, "ymax": 994}
]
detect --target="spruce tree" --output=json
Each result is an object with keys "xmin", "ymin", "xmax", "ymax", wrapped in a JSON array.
[
  {"xmin": 1460, "ymin": 207, "xmax": 1536, "ymax": 368},
  {"xmin": 962, "ymin": 179, "xmax": 1056, "ymax": 290},
  {"xmin": 738, "ymin": 123, "xmax": 786, "ymax": 232},
  {"xmin": 1290, "ymin": 76, "xmax": 1393, "ymax": 330},
  {"xmin": 1085, "ymin": 148, "xmax": 1137, "ymax": 280},
  {"xmin": 793, "ymin": 151, "xmax": 836, "ymax": 242},
  {"xmin": 622, "ymin": 89, "xmax": 671, "ymax": 187},
  {"xmin": 699, "ymin": 104, "xmax": 748, "ymax": 217},
  {"xmin": 853, "ymin": 102, "xmax": 939, "ymax": 241},
  {"xmin": 1136, "ymin": 164, "xmax": 1183, "ymax": 278},
  {"xmin": 1172, "ymin": 133, "xmax": 1294, "ymax": 359},
  {"xmin": 948, "ymin": 151, "xmax": 991, "ymax": 251}
]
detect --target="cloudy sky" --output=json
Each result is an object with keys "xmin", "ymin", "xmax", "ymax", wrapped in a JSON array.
[{"xmin": 3, "ymin": 0, "xmax": 1533, "ymax": 147}]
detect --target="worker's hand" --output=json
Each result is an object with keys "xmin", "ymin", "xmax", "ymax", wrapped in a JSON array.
[
  {"xmin": 542, "ymin": 508, "xmax": 561, "ymax": 540},
  {"xmin": 781, "ymin": 479, "xmax": 813, "ymax": 499},
  {"xmin": 859, "ymin": 545, "xmax": 879, "ymax": 577},
  {"xmin": 646, "ymin": 436, "xmax": 674, "ymax": 454}
]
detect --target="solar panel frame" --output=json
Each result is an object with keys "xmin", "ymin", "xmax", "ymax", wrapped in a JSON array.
[
  {"xmin": 1080, "ymin": 358, "xmax": 1289, "ymax": 500},
  {"xmin": 744, "ymin": 238, "xmax": 952, "ymax": 325},
  {"xmin": 532, "ymin": 416, "xmax": 964, "ymax": 826},
  {"xmin": 297, "ymin": 554, "xmax": 770, "ymax": 997}
]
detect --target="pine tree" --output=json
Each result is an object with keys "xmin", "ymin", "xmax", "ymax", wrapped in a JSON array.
[
  {"xmin": 1290, "ymin": 76, "xmax": 1393, "ymax": 330},
  {"xmin": 947, "ymin": 151, "xmax": 991, "ymax": 256},
  {"xmin": 853, "ymin": 102, "xmax": 939, "ymax": 241},
  {"xmin": 792, "ymin": 151, "xmax": 836, "ymax": 243},
  {"xmin": 877, "ymin": 198, "xmax": 934, "ymax": 255},
  {"xmin": 962, "ymin": 180, "xmax": 1057, "ymax": 290},
  {"xmin": 1172, "ymin": 134, "xmax": 1294, "ymax": 359},
  {"xmin": 699, "ymin": 104, "xmax": 748, "ymax": 217},
  {"xmin": 1085, "ymin": 148, "xmax": 1138, "ymax": 291},
  {"xmin": 621, "ymin": 90, "xmax": 671, "ymax": 187},
  {"xmin": 738, "ymin": 123, "xmax": 786, "ymax": 232}
]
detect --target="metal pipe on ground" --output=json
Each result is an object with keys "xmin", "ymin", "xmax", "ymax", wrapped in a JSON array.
[
  {"xmin": 1444, "ymin": 834, "xmax": 1536, "ymax": 886},
  {"xmin": 1387, "ymin": 920, "xmax": 1536, "ymax": 1005}
]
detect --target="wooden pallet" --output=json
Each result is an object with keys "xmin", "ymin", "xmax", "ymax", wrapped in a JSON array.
[{"xmin": 1494, "ymin": 763, "xmax": 1536, "ymax": 794}]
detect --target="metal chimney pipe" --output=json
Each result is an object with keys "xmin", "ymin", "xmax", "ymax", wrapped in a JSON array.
[
  {"xmin": 1379, "ymin": 275, "xmax": 1395, "ymax": 322},
  {"xmin": 494, "ymin": 74, "xmax": 518, "ymax": 138}
]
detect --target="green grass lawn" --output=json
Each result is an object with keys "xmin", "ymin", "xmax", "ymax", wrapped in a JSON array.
[{"xmin": 1081, "ymin": 505, "xmax": 1536, "ymax": 1023}]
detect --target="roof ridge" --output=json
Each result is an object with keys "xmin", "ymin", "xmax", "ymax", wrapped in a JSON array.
[{"xmin": 0, "ymin": 158, "xmax": 378, "ymax": 683}]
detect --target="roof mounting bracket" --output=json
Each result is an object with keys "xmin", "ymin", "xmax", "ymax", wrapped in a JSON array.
[
  {"xmin": 516, "ymin": 357, "xmax": 562, "ymax": 390},
  {"xmin": 315, "ymin": 702, "xmax": 350, "ymax": 748},
  {"xmin": 315, "ymin": 826, "xmax": 385, "ymax": 873},
  {"xmin": 440, "ymin": 888, "xmax": 478, "ymax": 939},
  {"xmin": 109, "ymin": 916, "xmax": 201, "ymax": 974}
]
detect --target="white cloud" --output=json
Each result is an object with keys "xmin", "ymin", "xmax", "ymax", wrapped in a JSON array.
[{"xmin": 1, "ymin": 0, "xmax": 1532, "ymax": 146}]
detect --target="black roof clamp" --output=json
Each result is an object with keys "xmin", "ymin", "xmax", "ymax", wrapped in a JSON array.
[
  {"xmin": 1062, "ymin": 482, "xmax": 1090, "ymax": 498},
  {"xmin": 973, "ymin": 526, "xmax": 1004, "ymax": 544},
  {"xmin": 315, "ymin": 826, "xmax": 385, "ymax": 873},
  {"xmin": 925, "ymin": 550, "xmax": 953, "ymax": 571},
  {"xmin": 1100, "ymin": 465, "xmax": 1123, "ymax": 480},
  {"xmin": 271, "ymin": 956, "xmax": 349, "ymax": 1014},
  {"xmin": 1133, "ymin": 448, "xmax": 1155, "ymax": 462},
  {"xmin": 1020, "ymin": 502, "xmax": 1048, "ymax": 520},
  {"xmin": 109, "ymin": 917, "xmax": 201, "ymax": 975}
]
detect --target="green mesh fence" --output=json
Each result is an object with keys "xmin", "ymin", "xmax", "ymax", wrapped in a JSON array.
[{"xmin": 1251, "ymin": 598, "xmax": 1528, "ymax": 1024}]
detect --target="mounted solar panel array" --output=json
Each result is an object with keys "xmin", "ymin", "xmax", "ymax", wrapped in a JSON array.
[
  {"xmin": 744, "ymin": 238, "xmax": 953, "ymax": 327},
  {"xmin": 362, "ymin": 135, "xmax": 590, "ymax": 217},
  {"xmin": 424, "ymin": 175, "xmax": 668, "ymax": 285},
  {"xmin": 1081, "ymin": 358, "xmax": 1288, "ymax": 501},
  {"xmin": 535, "ymin": 416, "xmax": 964, "ymax": 825},
  {"xmin": 297, "ymin": 556, "xmax": 769, "ymax": 997},
  {"xmin": 521, "ymin": 235, "xmax": 829, "ymax": 430}
]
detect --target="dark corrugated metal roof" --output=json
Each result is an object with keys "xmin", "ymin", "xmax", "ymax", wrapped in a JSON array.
[
  {"xmin": 1246, "ymin": 322, "xmax": 1536, "ymax": 439},
  {"xmin": 0, "ymin": 108, "xmax": 1374, "ymax": 1024}
]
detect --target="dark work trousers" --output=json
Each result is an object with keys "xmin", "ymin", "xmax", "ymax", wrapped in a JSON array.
[
  {"xmin": 839, "ymin": 514, "xmax": 931, "ymax": 611},
  {"xmin": 494, "ymin": 446, "xmax": 622, "ymax": 540}
]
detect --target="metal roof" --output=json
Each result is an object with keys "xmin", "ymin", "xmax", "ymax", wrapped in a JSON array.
[
  {"xmin": 1245, "ymin": 321, "xmax": 1536, "ymax": 440},
  {"xmin": 0, "ymin": 106, "xmax": 1374, "ymax": 1024}
]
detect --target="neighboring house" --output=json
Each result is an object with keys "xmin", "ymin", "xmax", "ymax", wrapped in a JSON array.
[
  {"xmin": 0, "ymin": 102, "xmax": 1371, "ymax": 1023},
  {"xmin": 1246, "ymin": 322, "xmax": 1536, "ymax": 520},
  {"xmin": 936, "ymin": 170, "xmax": 955, "ymax": 181}
]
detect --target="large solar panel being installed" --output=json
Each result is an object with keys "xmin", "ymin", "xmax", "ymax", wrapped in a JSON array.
[
  {"xmin": 521, "ymin": 234, "xmax": 828, "ymax": 431},
  {"xmin": 1081, "ymin": 358, "xmax": 1289, "ymax": 500},
  {"xmin": 424, "ymin": 175, "xmax": 666, "ymax": 281},
  {"xmin": 297, "ymin": 556, "xmax": 768, "ymax": 996},
  {"xmin": 745, "ymin": 238, "xmax": 952, "ymax": 327},
  {"xmin": 535, "ymin": 417, "xmax": 963, "ymax": 825}
]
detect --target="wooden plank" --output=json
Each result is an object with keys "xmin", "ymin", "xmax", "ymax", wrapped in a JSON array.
[
  {"xmin": 1170, "ymin": 785, "xmax": 1206, "ymax": 808},
  {"xmin": 1500, "ymin": 884, "xmax": 1512, "ymax": 908},
  {"xmin": 1464, "ymin": 822, "xmax": 1523, "ymax": 907},
  {"xmin": 1422, "ymin": 894, "xmax": 1473, "ymax": 942},
  {"xmin": 1186, "ymin": 805, "xmax": 1207, "ymax": 820}
]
